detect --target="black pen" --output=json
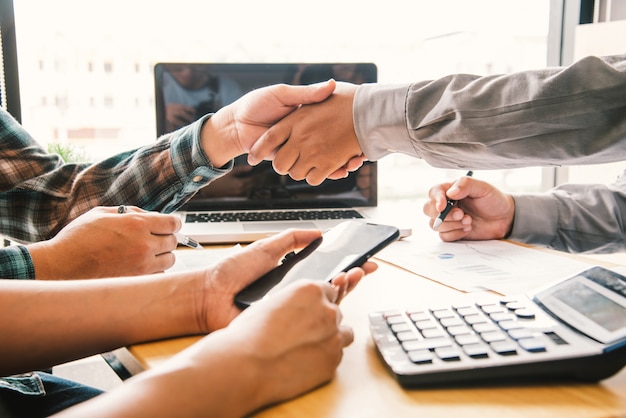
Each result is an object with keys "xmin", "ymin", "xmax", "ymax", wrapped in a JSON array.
[{"xmin": 433, "ymin": 171, "xmax": 473, "ymax": 230}]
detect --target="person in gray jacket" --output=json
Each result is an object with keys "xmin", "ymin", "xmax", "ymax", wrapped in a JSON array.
[
  {"xmin": 247, "ymin": 54, "xmax": 626, "ymax": 253},
  {"xmin": 422, "ymin": 173, "xmax": 625, "ymax": 253}
]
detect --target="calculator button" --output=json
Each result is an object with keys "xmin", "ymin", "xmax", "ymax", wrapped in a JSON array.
[
  {"xmin": 446, "ymin": 325, "xmax": 472, "ymax": 336},
  {"xmin": 396, "ymin": 331, "xmax": 420, "ymax": 342},
  {"xmin": 440, "ymin": 317, "xmax": 465, "ymax": 327},
  {"xmin": 507, "ymin": 328, "xmax": 534, "ymax": 340},
  {"xmin": 408, "ymin": 349, "xmax": 433, "ymax": 364},
  {"xmin": 386, "ymin": 315, "xmax": 406, "ymax": 325},
  {"xmin": 498, "ymin": 320, "xmax": 524, "ymax": 331},
  {"xmin": 518, "ymin": 338, "xmax": 547, "ymax": 352},
  {"xmin": 499, "ymin": 296, "xmax": 522, "ymax": 304},
  {"xmin": 431, "ymin": 309, "xmax": 456, "ymax": 319},
  {"xmin": 435, "ymin": 346, "xmax": 461, "ymax": 361},
  {"xmin": 463, "ymin": 314, "xmax": 487, "ymax": 325},
  {"xmin": 414, "ymin": 319, "xmax": 438, "ymax": 331},
  {"xmin": 489, "ymin": 312, "xmax": 517, "ymax": 322},
  {"xmin": 456, "ymin": 306, "xmax": 481, "ymax": 316},
  {"xmin": 402, "ymin": 337, "xmax": 451, "ymax": 351},
  {"xmin": 455, "ymin": 334, "xmax": 482, "ymax": 346},
  {"xmin": 421, "ymin": 328, "xmax": 447, "ymax": 339},
  {"xmin": 504, "ymin": 301, "xmax": 527, "ymax": 311},
  {"xmin": 462, "ymin": 343, "xmax": 490, "ymax": 358},
  {"xmin": 480, "ymin": 331, "xmax": 508, "ymax": 343},
  {"xmin": 472, "ymin": 322, "xmax": 499, "ymax": 333},
  {"xmin": 513, "ymin": 308, "xmax": 536, "ymax": 319},
  {"xmin": 481, "ymin": 304, "xmax": 507, "ymax": 314},
  {"xmin": 409, "ymin": 311, "xmax": 430, "ymax": 322},
  {"xmin": 490, "ymin": 340, "xmax": 518, "ymax": 355},
  {"xmin": 391, "ymin": 323, "xmax": 412, "ymax": 333}
]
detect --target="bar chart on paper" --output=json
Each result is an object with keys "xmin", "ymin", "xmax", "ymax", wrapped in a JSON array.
[{"xmin": 375, "ymin": 237, "xmax": 596, "ymax": 295}]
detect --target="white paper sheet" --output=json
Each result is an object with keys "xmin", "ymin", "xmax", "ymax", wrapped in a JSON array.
[
  {"xmin": 166, "ymin": 245, "xmax": 242, "ymax": 273},
  {"xmin": 374, "ymin": 237, "xmax": 596, "ymax": 295}
]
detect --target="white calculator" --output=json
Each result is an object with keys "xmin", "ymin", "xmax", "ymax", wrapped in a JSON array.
[{"xmin": 369, "ymin": 266, "xmax": 626, "ymax": 387}]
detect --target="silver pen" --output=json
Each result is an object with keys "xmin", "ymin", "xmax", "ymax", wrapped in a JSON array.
[
  {"xmin": 433, "ymin": 170, "xmax": 473, "ymax": 230},
  {"xmin": 174, "ymin": 232, "xmax": 204, "ymax": 250}
]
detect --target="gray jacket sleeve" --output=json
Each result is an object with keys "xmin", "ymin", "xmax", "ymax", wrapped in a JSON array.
[
  {"xmin": 354, "ymin": 54, "xmax": 626, "ymax": 169},
  {"xmin": 353, "ymin": 54, "xmax": 626, "ymax": 253},
  {"xmin": 510, "ymin": 169, "xmax": 626, "ymax": 253}
]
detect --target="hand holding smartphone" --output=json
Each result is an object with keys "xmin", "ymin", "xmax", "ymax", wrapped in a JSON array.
[{"xmin": 234, "ymin": 220, "xmax": 400, "ymax": 309}]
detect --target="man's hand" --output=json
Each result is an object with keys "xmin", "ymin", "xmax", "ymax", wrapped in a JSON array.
[
  {"xmin": 248, "ymin": 81, "xmax": 364, "ymax": 185},
  {"xmin": 423, "ymin": 177, "xmax": 516, "ymax": 242},
  {"xmin": 196, "ymin": 228, "xmax": 377, "ymax": 333},
  {"xmin": 200, "ymin": 80, "xmax": 337, "ymax": 168},
  {"xmin": 28, "ymin": 206, "xmax": 181, "ymax": 279}
]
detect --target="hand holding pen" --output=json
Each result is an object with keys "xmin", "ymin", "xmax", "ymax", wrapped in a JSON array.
[
  {"xmin": 432, "ymin": 171, "xmax": 473, "ymax": 230},
  {"xmin": 423, "ymin": 172, "xmax": 517, "ymax": 242}
]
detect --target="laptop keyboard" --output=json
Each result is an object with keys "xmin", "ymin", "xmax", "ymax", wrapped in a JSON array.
[{"xmin": 185, "ymin": 209, "xmax": 364, "ymax": 223}]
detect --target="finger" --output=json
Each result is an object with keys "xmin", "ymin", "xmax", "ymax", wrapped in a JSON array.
[
  {"xmin": 152, "ymin": 251, "xmax": 176, "ymax": 272},
  {"xmin": 107, "ymin": 205, "xmax": 147, "ymax": 215},
  {"xmin": 245, "ymin": 229, "xmax": 324, "ymax": 277},
  {"xmin": 325, "ymin": 157, "xmax": 365, "ymax": 180},
  {"xmin": 153, "ymin": 233, "xmax": 179, "ymax": 255},
  {"xmin": 305, "ymin": 167, "xmax": 332, "ymax": 187},
  {"xmin": 439, "ymin": 227, "xmax": 472, "ymax": 242},
  {"xmin": 122, "ymin": 205, "xmax": 148, "ymax": 214},
  {"xmin": 447, "ymin": 176, "xmax": 477, "ymax": 200},
  {"xmin": 141, "ymin": 213, "xmax": 183, "ymax": 235},
  {"xmin": 321, "ymin": 281, "xmax": 341, "ymax": 304},
  {"xmin": 272, "ymin": 145, "xmax": 301, "ymax": 176},
  {"xmin": 437, "ymin": 216, "xmax": 473, "ymax": 242},
  {"xmin": 326, "ymin": 168, "xmax": 350, "ymax": 180},
  {"xmin": 338, "ymin": 325, "xmax": 355, "ymax": 347},
  {"xmin": 249, "ymin": 122, "xmax": 292, "ymax": 165},
  {"xmin": 423, "ymin": 199, "xmax": 439, "ymax": 219},
  {"xmin": 360, "ymin": 260, "xmax": 378, "ymax": 275},
  {"xmin": 275, "ymin": 79, "xmax": 336, "ymax": 107},
  {"xmin": 344, "ymin": 155, "xmax": 366, "ymax": 172},
  {"xmin": 427, "ymin": 183, "xmax": 453, "ymax": 213}
]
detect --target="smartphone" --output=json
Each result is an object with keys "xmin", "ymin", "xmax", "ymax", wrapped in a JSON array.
[{"xmin": 234, "ymin": 220, "xmax": 400, "ymax": 309}]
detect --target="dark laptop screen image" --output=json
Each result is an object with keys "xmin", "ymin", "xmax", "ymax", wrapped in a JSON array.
[{"xmin": 154, "ymin": 62, "xmax": 378, "ymax": 211}]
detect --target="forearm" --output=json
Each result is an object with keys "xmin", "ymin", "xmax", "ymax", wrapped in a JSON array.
[
  {"xmin": 55, "ymin": 330, "xmax": 265, "ymax": 418},
  {"xmin": 0, "ymin": 273, "xmax": 202, "ymax": 375},
  {"xmin": 0, "ymin": 116, "xmax": 231, "ymax": 243},
  {"xmin": 510, "ymin": 176, "xmax": 626, "ymax": 253},
  {"xmin": 355, "ymin": 55, "xmax": 626, "ymax": 168}
]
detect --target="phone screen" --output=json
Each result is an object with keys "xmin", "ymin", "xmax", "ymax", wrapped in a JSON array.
[{"xmin": 234, "ymin": 220, "xmax": 400, "ymax": 309}]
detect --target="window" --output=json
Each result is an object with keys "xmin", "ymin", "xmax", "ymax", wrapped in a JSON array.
[{"xmin": 13, "ymin": 0, "xmax": 553, "ymax": 198}]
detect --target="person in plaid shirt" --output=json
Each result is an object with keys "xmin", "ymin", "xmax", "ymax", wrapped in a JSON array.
[{"xmin": 0, "ymin": 80, "xmax": 337, "ymax": 280}]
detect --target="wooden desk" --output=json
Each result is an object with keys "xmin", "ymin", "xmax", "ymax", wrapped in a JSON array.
[{"xmin": 127, "ymin": 250, "xmax": 626, "ymax": 418}]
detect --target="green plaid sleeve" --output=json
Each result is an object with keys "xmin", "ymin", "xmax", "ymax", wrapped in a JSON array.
[{"xmin": 0, "ymin": 245, "xmax": 35, "ymax": 280}]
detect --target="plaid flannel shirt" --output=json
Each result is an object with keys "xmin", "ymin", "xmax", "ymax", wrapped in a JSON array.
[{"xmin": 0, "ymin": 109, "xmax": 232, "ymax": 279}]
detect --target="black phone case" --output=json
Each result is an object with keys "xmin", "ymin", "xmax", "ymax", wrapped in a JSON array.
[{"xmin": 234, "ymin": 220, "xmax": 400, "ymax": 309}]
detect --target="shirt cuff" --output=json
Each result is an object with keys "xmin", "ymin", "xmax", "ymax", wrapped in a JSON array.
[
  {"xmin": 509, "ymin": 193, "xmax": 560, "ymax": 247},
  {"xmin": 0, "ymin": 245, "xmax": 36, "ymax": 280},
  {"xmin": 353, "ymin": 83, "xmax": 412, "ymax": 161},
  {"xmin": 165, "ymin": 115, "xmax": 234, "ymax": 212}
]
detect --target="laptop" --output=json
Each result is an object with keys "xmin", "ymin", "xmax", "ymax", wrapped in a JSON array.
[{"xmin": 154, "ymin": 62, "xmax": 380, "ymax": 243}]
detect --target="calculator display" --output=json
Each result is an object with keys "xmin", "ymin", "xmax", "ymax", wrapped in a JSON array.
[
  {"xmin": 552, "ymin": 281, "xmax": 626, "ymax": 332},
  {"xmin": 534, "ymin": 267, "xmax": 626, "ymax": 344}
]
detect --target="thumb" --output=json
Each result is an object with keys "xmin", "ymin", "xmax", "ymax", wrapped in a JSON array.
[{"xmin": 277, "ymin": 79, "xmax": 336, "ymax": 106}]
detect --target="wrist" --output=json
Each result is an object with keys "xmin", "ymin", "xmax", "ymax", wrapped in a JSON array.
[
  {"xmin": 27, "ymin": 241, "xmax": 58, "ymax": 280},
  {"xmin": 199, "ymin": 110, "xmax": 238, "ymax": 169}
]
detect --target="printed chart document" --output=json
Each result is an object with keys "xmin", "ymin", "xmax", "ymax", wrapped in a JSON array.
[{"xmin": 375, "ymin": 237, "xmax": 596, "ymax": 295}]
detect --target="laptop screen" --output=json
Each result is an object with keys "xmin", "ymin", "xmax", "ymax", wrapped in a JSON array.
[{"xmin": 154, "ymin": 62, "xmax": 377, "ymax": 211}]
